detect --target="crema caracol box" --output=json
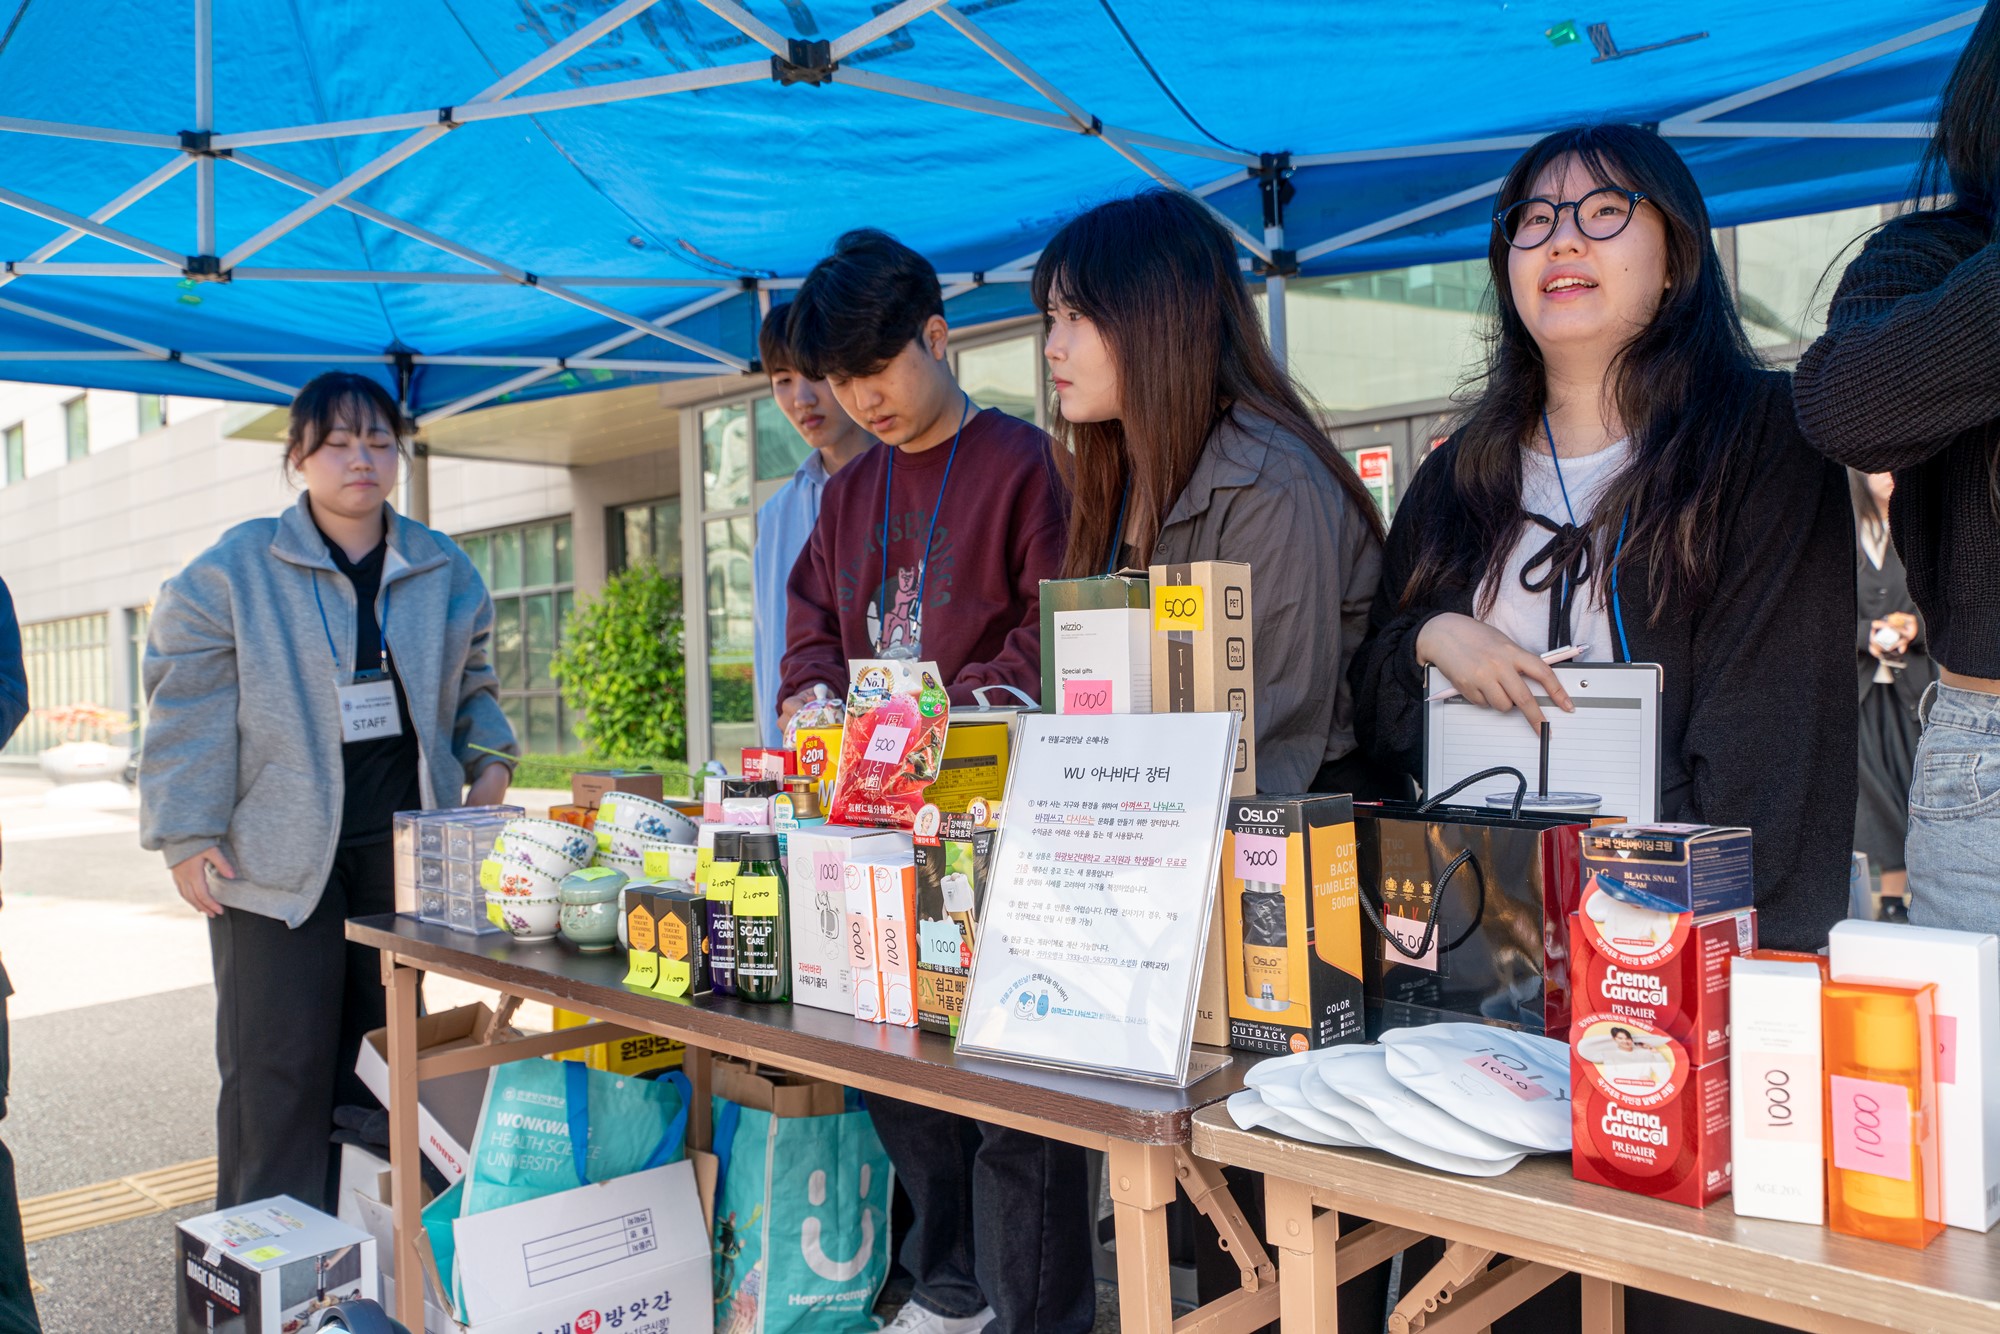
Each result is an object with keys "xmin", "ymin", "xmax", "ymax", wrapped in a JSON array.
[
  {"xmin": 1570, "ymin": 875, "xmax": 1756, "ymax": 1066},
  {"xmin": 1578, "ymin": 823, "xmax": 1753, "ymax": 916},
  {"xmin": 1571, "ymin": 1013, "xmax": 1731, "ymax": 1208}
]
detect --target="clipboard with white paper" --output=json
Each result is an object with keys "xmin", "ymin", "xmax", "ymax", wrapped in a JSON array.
[{"xmin": 1423, "ymin": 662, "xmax": 1663, "ymax": 822}]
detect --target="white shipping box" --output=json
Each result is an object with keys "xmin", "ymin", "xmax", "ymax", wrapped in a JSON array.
[
  {"xmin": 785, "ymin": 825, "xmax": 910, "ymax": 1013},
  {"xmin": 356, "ymin": 1004, "xmax": 496, "ymax": 1184},
  {"xmin": 1051, "ymin": 607, "xmax": 1153, "ymax": 715},
  {"xmin": 452, "ymin": 1159, "xmax": 713, "ymax": 1334},
  {"xmin": 178, "ymin": 1195, "xmax": 377, "ymax": 1334},
  {"xmin": 1830, "ymin": 919, "xmax": 2000, "ymax": 1231},
  {"xmin": 1729, "ymin": 957, "xmax": 1826, "ymax": 1225}
]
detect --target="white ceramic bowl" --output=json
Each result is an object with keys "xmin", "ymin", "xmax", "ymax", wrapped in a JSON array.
[
  {"xmin": 651, "ymin": 842, "xmax": 701, "ymax": 882},
  {"xmin": 496, "ymin": 893, "xmax": 562, "ymax": 943},
  {"xmin": 598, "ymin": 828, "xmax": 684, "ymax": 863},
  {"xmin": 593, "ymin": 848, "xmax": 647, "ymax": 880},
  {"xmin": 492, "ymin": 859, "xmax": 565, "ymax": 899},
  {"xmin": 502, "ymin": 818, "xmax": 596, "ymax": 867},
  {"xmin": 494, "ymin": 835, "xmax": 582, "ymax": 882},
  {"xmin": 596, "ymin": 792, "xmax": 698, "ymax": 845}
]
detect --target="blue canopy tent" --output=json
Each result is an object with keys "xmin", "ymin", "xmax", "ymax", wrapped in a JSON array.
[{"xmin": 0, "ymin": 0, "xmax": 1979, "ymax": 427}]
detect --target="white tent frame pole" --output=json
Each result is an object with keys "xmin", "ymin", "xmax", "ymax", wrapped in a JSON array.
[
  {"xmin": 1293, "ymin": 135, "xmax": 1541, "ymax": 168},
  {"xmin": 0, "ymin": 186, "xmax": 185, "ymax": 266},
  {"xmin": 228, "ymin": 152, "xmax": 748, "ymax": 370},
  {"xmin": 6, "ymin": 263, "xmax": 183, "ymax": 277},
  {"xmin": 219, "ymin": 0, "xmax": 668, "ymax": 270},
  {"xmin": 0, "ymin": 294, "xmax": 298, "ymax": 395},
  {"xmin": 831, "ymin": 0, "xmax": 951, "ymax": 61},
  {"xmin": 1294, "ymin": 175, "xmax": 1508, "ymax": 265},
  {"xmin": 830, "ymin": 68, "xmax": 1076, "ymax": 132},
  {"xmin": 417, "ymin": 284, "xmax": 745, "ymax": 426},
  {"xmin": 1264, "ymin": 220, "xmax": 1287, "ymax": 365},
  {"xmin": 0, "ymin": 157, "xmax": 193, "ymax": 293},
  {"xmin": 1666, "ymin": 121, "xmax": 1933, "ymax": 139},
  {"xmin": 1663, "ymin": 7, "xmax": 1981, "ymax": 128},
  {"xmin": 689, "ymin": 0, "xmax": 790, "ymax": 57},
  {"xmin": 0, "ymin": 116, "xmax": 179, "ymax": 149},
  {"xmin": 194, "ymin": 0, "xmax": 216, "ymax": 256}
]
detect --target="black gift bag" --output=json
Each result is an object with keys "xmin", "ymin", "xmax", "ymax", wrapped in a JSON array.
[{"xmin": 1354, "ymin": 768, "xmax": 1591, "ymax": 1040}]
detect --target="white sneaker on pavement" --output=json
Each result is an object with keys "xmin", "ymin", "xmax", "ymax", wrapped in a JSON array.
[{"xmin": 879, "ymin": 1300, "xmax": 994, "ymax": 1334}]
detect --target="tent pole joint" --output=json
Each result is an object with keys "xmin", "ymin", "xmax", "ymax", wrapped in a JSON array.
[
  {"xmin": 1257, "ymin": 151, "xmax": 1294, "ymax": 230},
  {"xmin": 437, "ymin": 106, "xmax": 460, "ymax": 128},
  {"xmin": 772, "ymin": 39, "xmax": 837, "ymax": 87},
  {"xmin": 184, "ymin": 254, "xmax": 227, "ymax": 282},
  {"xmin": 1252, "ymin": 249, "xmax": 1298, "ymax": 279},
  {"xmin": 177, "ymin": 129, "xmax": 228, "ymax": 156}
]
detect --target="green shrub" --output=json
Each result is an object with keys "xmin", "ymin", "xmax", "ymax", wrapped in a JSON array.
[{"xmin": 551, "ymin": 567, "xmax": 688, "ymax": 763}]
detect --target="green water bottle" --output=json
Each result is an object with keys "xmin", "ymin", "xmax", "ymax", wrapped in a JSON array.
[{"xmin": 732, "ymin": 832, "xmax": 791, "ymax": 1003}]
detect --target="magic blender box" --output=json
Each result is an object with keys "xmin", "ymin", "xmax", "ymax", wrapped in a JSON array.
[
  {"xmin": 1221, "ymin": 794, "xmax": 1365, "ymax": 1054},
  {"xmin": 913, "ymin": 809, "xmax": 997, "ymax": 1036}
]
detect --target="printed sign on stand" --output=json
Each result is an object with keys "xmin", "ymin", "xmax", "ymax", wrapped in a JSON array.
[{"xmin": 954, "ymin": 712, "xmax": 1239, "ymax": 1086}]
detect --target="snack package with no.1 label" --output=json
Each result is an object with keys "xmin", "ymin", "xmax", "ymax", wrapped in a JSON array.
[{"xmin": 828, "ymin": 659, "xmax": 950, "ymax": 830}]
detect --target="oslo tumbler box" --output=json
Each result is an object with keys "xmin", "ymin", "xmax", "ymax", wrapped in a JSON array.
[
  {"xmin": 1829, "ymin": 919, "xmax": 2000, "ymax": 1231},
  {"xmin": 913, "ymin": 812, "xmax": 997, "ymax": 1036},
  {"xmin": 178, "ymin": 1195, "xmax": 376, "ymax": 1333},
  {"xmin": 1040, "ymin": 574, "xmax": 1153, "ymax": 715},
  {"xmin": 1221, "ymin": 794, "xmax": 1365, "ymax": 1054},
  {"xmin": 785, "ymin": 825, "xmax": 909, "ymax": 1013},
  {"xmin": 1149, "ymin": 559, "xmax": 1256, "ymax": 797}
]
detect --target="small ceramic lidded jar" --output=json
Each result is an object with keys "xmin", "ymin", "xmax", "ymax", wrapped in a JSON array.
[{"xmin": 558, "ymin": 866, "xmax": 627, "ymax": 953}]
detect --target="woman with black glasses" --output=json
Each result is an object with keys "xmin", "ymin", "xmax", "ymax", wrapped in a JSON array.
[{"xmin": 1351, "ymin": 123, "xmax": 1855, "ymax": 955}]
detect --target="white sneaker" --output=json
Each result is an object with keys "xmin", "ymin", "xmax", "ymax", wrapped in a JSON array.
[{"xmin": 880, "ymin": 1301, "xmax": 994, "ymax": 1334}]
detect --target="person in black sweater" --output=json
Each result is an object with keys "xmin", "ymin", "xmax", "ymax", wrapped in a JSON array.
[
  {"xmin": 1795, "ymin": 8, "xmax": 2000, "ymax": 936},
  {"xmin": 1351, "ymin": 124, "xmax": 1855, "ymax": 956}
]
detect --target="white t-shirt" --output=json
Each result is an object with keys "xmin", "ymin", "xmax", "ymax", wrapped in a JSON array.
[{"xmin": 1487, "ymin": 439, "xmax": 1630, "ymax": 657}]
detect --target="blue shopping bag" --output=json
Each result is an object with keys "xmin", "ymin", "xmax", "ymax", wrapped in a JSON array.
[
  {"xmin": 461, "ymin": 1059, "xmax": 691, "ymax": 1217},
  {"xmin": 711, "ymin": 1079, "xmax": 892, "ymax": 1334}
]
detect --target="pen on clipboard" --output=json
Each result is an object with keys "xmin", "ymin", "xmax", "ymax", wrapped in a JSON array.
[{"xmin": 1425, "ymin": 643, "xmax": 1589, "ymax": 703}]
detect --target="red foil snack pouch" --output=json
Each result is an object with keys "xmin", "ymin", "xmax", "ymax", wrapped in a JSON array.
[{"xmin": 829, "ymin": 659, "xmax": 950, "ymax": 829}]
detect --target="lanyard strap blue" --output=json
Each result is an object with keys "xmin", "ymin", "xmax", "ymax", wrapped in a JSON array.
[
  {"xmin": 1104, "ymin": 477, "xmax": 1131, "ymax": 575},
  {"xmin": 879, "ymin": 393, "xmax": 971, "ymax": 652},
  {"xmin": 1541, "ymin": 409, "xmax": 1632, "ymax": 663},
  {"xmin": 310, "ymin": 566, "xmax": 392, "ymax": 673}
]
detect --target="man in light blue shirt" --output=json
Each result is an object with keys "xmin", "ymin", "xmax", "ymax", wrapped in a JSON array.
[{"xmin": 752, "ymin": 303, "xmax": 874, "ymax": 747}]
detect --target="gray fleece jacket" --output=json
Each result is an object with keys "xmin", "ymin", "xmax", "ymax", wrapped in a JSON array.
[{"xmin": 139, "ymin": 494, "xmax": 518, "ymax": 926}]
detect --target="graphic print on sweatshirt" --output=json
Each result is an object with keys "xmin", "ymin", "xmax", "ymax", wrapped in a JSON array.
[{"xmin": 837, "ymin": 511, "xmax": 955, "ymax": 656}]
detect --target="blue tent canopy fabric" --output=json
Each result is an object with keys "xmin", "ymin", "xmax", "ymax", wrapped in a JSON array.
[{"xmin": 0, "ymin": 1, "xmax": 1978, "ymax": 418}]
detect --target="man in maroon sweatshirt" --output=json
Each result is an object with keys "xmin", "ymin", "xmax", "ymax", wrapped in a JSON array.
[
  {"xmin": 776, "ymin": 230, "xmax": 1086, "ymax": 1334},
  {"xmin": 776, "ymin": 229, "xmax": 1065, "ymax": 729}
]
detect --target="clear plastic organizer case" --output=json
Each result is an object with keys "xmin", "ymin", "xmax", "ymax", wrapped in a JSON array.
[{"xmin": 393, "ymin": 805, "xmax": 522, "ymax": 935}]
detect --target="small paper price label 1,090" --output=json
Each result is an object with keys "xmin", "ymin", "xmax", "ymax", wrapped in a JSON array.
[{"xmin": 1153, "ymin": 585, "xmax": 1205, "ymax": 632}]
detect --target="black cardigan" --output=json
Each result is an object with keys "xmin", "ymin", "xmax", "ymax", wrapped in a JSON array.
[
  {"xmin": 1348, "ymin": 370, "xmax": 1856, "ymax": 951},
  {"xmin": 1794, "ymin": 208, "xmax": 2000, "ymax": 678}
]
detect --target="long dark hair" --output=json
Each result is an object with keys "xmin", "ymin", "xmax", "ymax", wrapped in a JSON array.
[
  {"xmin": 1402, "ymin": 124, "xmax": 1759, "ymax": 620},
  {"xmin": 1917, "ymin": 6, "xmax": 2000, "ymax": 223},
  {"xmin": 284, "ymin": 371, "xmax": 407, "ymax": 480},
  {"xmin": 1031, "ymin": 190, "xmax": 1382, "ymax": 578}
]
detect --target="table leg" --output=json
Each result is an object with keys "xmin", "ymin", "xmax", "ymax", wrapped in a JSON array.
[
  {"xmin": 384, "ymin": 957, "xmax": 424, "ymax": 1332},
  {"xmin": 1581, "ymin": 1275, "xmax": 1625, "ymax": 1334},
  {"xmin": 1264, "ymin": 1176, "xmax": 1339, "ymax": 1332},
  {"xmin": 1107, "ymin": 1140, "xmax": 1177, "ymax": 1334}
]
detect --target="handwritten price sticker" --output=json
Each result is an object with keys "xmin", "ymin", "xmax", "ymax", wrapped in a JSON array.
[
  {"xmin": 864, "ymin": 724, "xmax": 911, "ymax": 763},
  {"xmin": 653, "ymin": 958, "xmax": 692, "ymax": 998},
  {"xmin": 735, "ymin": 875, "xmax": 781, "ymax": 917},
  {"xmin": 1153, "ymin": 586, "xmax": 1205, "ymax": 632},
  {"xmin": 1234, "ymin": 832, "xmax": 1286, "ymax": 882},
  {"xmin": 1062, "ymin": 679, "xmax": 1113, "ymax": 715},
  {"xmin": 623, "ymin": 951, "xmax": 660, "ymax": 990},
  {"xmin": 1830, "ymin": 1075, "xmax": 1912, "ymax": 1179},
  {"xmin": 478, "ymin": 859, "xmax": 500, "ymax": 891}
]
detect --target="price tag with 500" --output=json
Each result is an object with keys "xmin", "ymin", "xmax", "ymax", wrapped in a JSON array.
[{"xmin": 1153, "ymin": 586, "xmax": 1205, "ymax": 632}]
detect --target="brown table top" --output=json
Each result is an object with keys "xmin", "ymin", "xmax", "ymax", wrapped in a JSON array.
[
  {"xmin": 349, "ymin": 914, "xmax": 1251, "ymax": 1145},
  {"xmin": 1192, "ymin": 1105, "xmax": 2000, "ymax": 1333}
]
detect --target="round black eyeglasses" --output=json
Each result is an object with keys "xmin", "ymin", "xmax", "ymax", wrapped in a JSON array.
[{"xmin": 1495, "ymin": 187, "xmax": 1649, "ymax": 249}]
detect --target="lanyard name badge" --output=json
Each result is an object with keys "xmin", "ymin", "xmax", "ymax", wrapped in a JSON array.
[
  {"xmin": 877, "ymin": 393, "xmax": 972, "ymax": 660},
  {"xmin": 314, "ymin": 571, "xmax": 403, "ymax": 744}
]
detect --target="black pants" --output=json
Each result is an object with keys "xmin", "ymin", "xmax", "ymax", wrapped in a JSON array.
[
  {"xmin": 210, "ymin": 840, "xmax": 395, "ymax": 1213},
  {"xmin": 0, "ymin": 964, "xmax": 40, "ymax": 1334},
  {"xmin": 867, "ymin": 1095, "xmax": 1095, "ymax": 1334}
]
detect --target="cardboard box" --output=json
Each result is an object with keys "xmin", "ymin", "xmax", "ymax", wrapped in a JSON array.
[
  {"xmin": 844, "ymin": 859, "xmax": 886, "ymax": 1022},
  {"xmin": 1569, "ymin": 885, "xmax": 1756, "ymax": 1066},
  {"xmin": 1579, "ymin": 824, "xmax": 1754, "ymax": 916},
  {"xmin": 872, "ymin": 859, "xmax": 921, "ymax": 1027},
  {"xmin": 1572, "ymin": 1014, "xmax": 1731, "ymax": 1208},
  {"xmin": 552, "ymin": 1009, "xmax": 686, "ymax": 1076},
  {"xmin": 178, "ymin": 1196, "xmax": 377, "ymax": 1333},
  {"xmin": 548, "ymin": 803, "xmax": 597, "ymax": 831},
  {"xmin": 913, "ymin": 813, "xmax": 996, "ymax": 1036},
  {"xmin": 930, "ymin": 720, "xmax": 1012, "ymax": 813},
  {"xmin": 1730, "ymin": 956, "xmax": 1826, "ymax": 1225},
  {"xmin": 1829, "ymin": 919, "xmax": 2000, "ymax": 1231},
  {"xmin": 1041, "ymin": 574, "xmax": 1153, "ymax": 715},
  {"xmin": 570, "ymin": 769, "xmax": 666, "ymax": 809},
  {"xmin": 785, "ymin": 825, "xmax": 911, "ymax": 1013},
  {"xmin": 1149, "ymin": 559, "xmax": 1255, "ymax": 797},
  {"xmin": 356, "ymin": 1005, "xmax": 494, "ymax": 1183},
  {"xmin": 448, "ymin": 1160, "xmax": 714, "ymax": 1334},
  {"xmin": 741, "ymin": 748, "xmax": 797, "ymax": 781},
  {"xmin": 1222, "ymin": 795, "xmax": 1365, "ymax": 1054}
]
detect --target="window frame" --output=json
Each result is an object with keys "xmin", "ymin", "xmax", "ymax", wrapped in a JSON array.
[{"xmin": 453, "ymin": 516, "xmax": 578, "ymax": 756}]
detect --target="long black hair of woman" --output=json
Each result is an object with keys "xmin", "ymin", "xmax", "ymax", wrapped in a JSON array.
[{"xmin": 1399, "ymin": 124, "xmax": 1761, "ymax": 626}]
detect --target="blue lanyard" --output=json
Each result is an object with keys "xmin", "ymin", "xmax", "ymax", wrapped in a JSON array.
[
  {"xmin": 879, "ymin": 394, "xmax": 971, "ymax": 653},
  {"xmin": 1104, "ymin": 477, "xmax": 1130, "ymax": 575},
  {"xmin": 1540, "ymin": 410, "xmax": 1630, "ymax": 663},
  {"xmin": 310, "ymin": 566, "xmax": 392, "ymax": 673}
]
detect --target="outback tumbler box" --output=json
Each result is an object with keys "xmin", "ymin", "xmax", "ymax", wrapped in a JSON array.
[
  {"xmin": 1221, "ymin": 794, "xmax": 1365, "ymax": 1054},
  {"xmin": 1040, "ymin": 573, "xmax": 1153, "ymax": 715},
  {"xmin": 1149, "ymin": 560, "xmax": 1255, "ymax": 797},
  {"xmin": 914, "ymin": 812, "xmax": 997, "ymax": 1036},
  {"xmin": 178, "ymin": 1196, "xmax": 376, "ymax": 1333}
]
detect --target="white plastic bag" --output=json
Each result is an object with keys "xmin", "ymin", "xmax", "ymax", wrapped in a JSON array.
[
  {"xmin": 1243, "ymin": 1053, "xmax": 1372, "ymax": 1146},
  {"xmin": 1380, "ymin": 1023, "xmax": 1571, "ymax": 1153},
  {"xmin": 1299, "ymin": 1047, "xmax": 1529, "ymax": 1176},
  {"xmin": 1226, "ymin": 1088, "xmax": 1364, "ymax": 1148}
]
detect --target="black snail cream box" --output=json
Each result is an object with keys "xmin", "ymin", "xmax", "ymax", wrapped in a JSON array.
[
  {"xmin": 1223, "ymin": 794, "xmax": 1365, "ymax": 1054},
  {"xmin": 1148, "ymin": 560, "xmax": 1255, "ymax": 797}
]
